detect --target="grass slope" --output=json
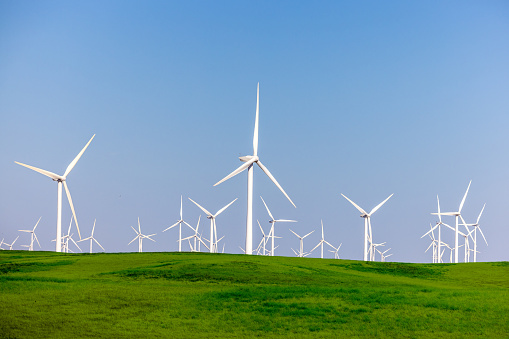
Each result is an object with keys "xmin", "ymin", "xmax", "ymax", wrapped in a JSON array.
[{"xmin": 0, "ymin": 251, "xmax": 508, "ymax": 338}]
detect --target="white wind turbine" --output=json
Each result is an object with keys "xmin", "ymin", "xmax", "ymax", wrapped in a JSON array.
[
  {"xmin": 431, "ymin": 180, "xmax": 471, "ymax": 263},
  {"xmin": 213, "ymin": 83, "xmax": 296, "ymax": 255},
  {"xmin": 255, "ymin": 220, "xmax": 270, "ymax": 255},
  {"xmin": 310, "ymin": 220, "xmax": 333, "ymax": 259},
  {"xmin": 182, "ymin": 216, "xmax": 210, "ymax": 252},
  {"xmin": 341, "ymin": 193, "xmax": 393, "ymax": 261},
  {"xmin": 370, "ymin": 242, "xmax": 386, "ymax": 262},
  {"xmin": 423, "ymin": 223, "xmax": 439, "ymax": 263},
  {"xmin": 3, "ymin": 236, "xmax": 19, "ymax": 250},
  {"xmin": 460, "ymin": 204, "xmax": 488, "ymax": 263},
  {"xmin": 162, "ymin": 196, "xmax": 194, "ymax": 252},
  {"xmin": 62, "ymin": 218, "xmax": 81, "ymax": 253},
  {"xmin": 15, "ymin": 135, "xmax": 95, "ymax": 252},
  {"xmin": 328, "ymin": 242, "xmax": 342, "ymax": 259},
  {"xmin": 289, "ymin": 229, "xmax": 314, "ymax": 258},
  {"xmin": 18, "ymin": 217, "xmax": 42, "ymax": 251},
  {"xmin": 128, "ymin": 218, "xmax": 156, "ymax": 253},
  {"xmin": 260, "ymin": 196, "xmax": 296, "ymax": 256},
  {"xmin": 77, "ymin": 219, "xmax": 105, "ymax": 253},
  {"xmin": 189, "ymin": 198, "xmax": 237, "ymax": 253}
]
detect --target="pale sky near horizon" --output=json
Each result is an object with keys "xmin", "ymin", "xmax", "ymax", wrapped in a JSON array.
[{"xmin": 1, "ymin": 1, "xmax": 508, "ymax": 262}]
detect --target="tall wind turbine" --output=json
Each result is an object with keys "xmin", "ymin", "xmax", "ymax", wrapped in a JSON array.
[
  {"xmin": 162, "ymin": 196, "xmax": 194, "ymax": 252},
  {"xmin": 260, "ymin": 196, "xmax": 296, "ymax": 256},
  {"xmin": 431, "ymin": 180, "xmax": 471, "ymax": 263},
  {"xmin": 341, "ymin": 193, "xmax": 393, "ymax": 261},
  {"xmin": 213, "ymin": 83, "xmax": 296, "ymax": 255},
  {"xmin": 77, "ymin": 219, "xmax": 105, "ymax": 253},
  {"xmin": 15, "ymin": 135, "xmax": 95, "ymax": 252},
  {"xmin": 128, "ymin": 218, "xmax": 156, "ymax": 253},
  {"xmin": 18, "ymin": 217, "xmax": 42, "ymax": 251},
  {"xmin": 189, "ymin": 197, "xmax": 237, "ymax": 253}
]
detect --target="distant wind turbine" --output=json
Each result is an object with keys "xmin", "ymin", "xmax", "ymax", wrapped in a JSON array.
[
  {"xmin": 310, "ymin": 220, "xmax": 333, "ymax": 259},
  {"xmin": 260, "ymin": 196, "xmax": 296, "ymax": 256},
  {"xmin": 78, "ymin": 219, "xmax": 105, "ymax": 253},
  {"xmin": 460, "ymin": 204, "xmax": 488, "ymax": 262},
  {"xmin": 162, "ymin": 196, "xmax": 194, "ymax": 252},
  {"xmin": 289, "ymin": 229, "xmax": 314, "ymax": 257},
  {"xmin": 431, "ymin": 181, "xmax": 471, "ymax": 263},
  {"xmin": 18, "ymin": 217, "xmax": 42, "ymax": 251},
  {"xmin": 213, "ymin": 83, "xmax": 296, "ymax": 255},
  {"xmin": 189, "ymin": 197, "xmax": 237, "ymax": 253},
  {"xmin": 3, "ymin": 236, "xmax": 19, "ymax": 250},
  {"xmin": 15, "ymin": 135, "xmax": 95, "ymax": 252},
  {"xmin": 341, "ymin": 193, "xmax": 393, "ymax": 261},
  {"xmin": 128, "ymin": 218, "xmax": 156, "ymax": 253}
]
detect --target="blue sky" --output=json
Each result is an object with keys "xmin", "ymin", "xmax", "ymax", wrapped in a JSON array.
[{"xmin": 1, "ymin": 1, "xmax": 508, "ymax": 262}]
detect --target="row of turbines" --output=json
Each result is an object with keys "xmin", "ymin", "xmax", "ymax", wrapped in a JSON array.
[{"xmin": 2, "ymin": 83, "xmax": 488, "ymax": 262}]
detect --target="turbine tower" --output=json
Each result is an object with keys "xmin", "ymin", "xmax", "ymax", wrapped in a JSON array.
[
  {"xmin": 341, "ymin": 193, "xmax": 393, "ymax": 261},
  {"xmin": 15, "ymin": 135, "xmax": 95, "ymax": 252},
  {"xmin": 213, "ymin": 83, "xmax": 296, "ymax": 255},
  {"xmin": 431, "ymin": 180, "xmax": 471, "ymax": 263},
  {"xmin": 189, "ymin": 198, "xmax": 237, "ymax": 253}
]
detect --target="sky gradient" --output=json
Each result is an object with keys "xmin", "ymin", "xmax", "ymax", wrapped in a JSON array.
[{"xmin": 1, "ymin": 1, "xmax": 508, "ymax": 262}]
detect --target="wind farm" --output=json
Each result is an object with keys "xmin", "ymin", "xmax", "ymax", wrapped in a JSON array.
[{"xmin": 1, "ymin": 1, "xmax": 508, "ymax": 338}]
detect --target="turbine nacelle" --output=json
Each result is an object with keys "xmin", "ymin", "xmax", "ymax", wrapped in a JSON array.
[{"xmin": 239, "ymin": 155, "xmax": 258, "ymax": 162}]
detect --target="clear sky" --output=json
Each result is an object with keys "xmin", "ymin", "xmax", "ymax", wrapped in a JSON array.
[{"xmin": 1, "ymin": 1, "xmax": 508, "ymax": 262}]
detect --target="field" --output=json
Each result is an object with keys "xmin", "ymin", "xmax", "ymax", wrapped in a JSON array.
[{"xmin": 0, "ymin": 251, "xmax": 508, "ymax": 338}]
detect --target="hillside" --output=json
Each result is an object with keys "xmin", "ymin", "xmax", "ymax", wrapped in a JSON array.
[{"xmin": 0, "ymin": 251, "xmax": 508, "ymax": 338}]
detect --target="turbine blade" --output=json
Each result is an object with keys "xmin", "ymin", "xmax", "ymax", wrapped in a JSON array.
[
  {"xmin": 369, "ymin": 194, "xmax": 394, "ymax": 215},
  {"xmin": 260, "ymin": 196, "xmax": 275, "ymax": 221},
  {"xmin": 256, "ymin": 160, "xmax": 296, "ymax": 208},
  {"xmin": 180, "ymin": 195, "xmax": 183, "ymax": 220},
  {"xmin": 477, "ymin": 203, "xmax": 486, "ymax": 224},
  {"xmin": 275, "ymin": 219, "xmax": 297, "ymax": 223},
  {"xmin": 63, "ymin": 134, "xmax": 95, "ymax": 177},
  {"xmin": 138, "ymin": 217, "xmax": 141, "ymax": 234},
  {"xmin": 289, "ymin": 229, "xmax": 299, "ymax": 238},
  {"xmin": 33, "ymin": 233, "xmax": 41, "ymax": 248},
  {"xmin": 421, "ymin": 224, "xmax": 439, "ymax": 238},
  {"xmin": 303, "ymin": 230, "xmax": 314, "ymax": 238},
  {"xmin": 130, "ymin": 226, "xmax": 140, "ymax": 235},
  {"xmin": 478, "ymin": 227, "xmax": 488, "ymax": 246},
  {"xmin": 15, "ymin": 161, "xmax": 61, "ymax": 181},
  {"xmin": 63, "ymin": 181, "xmax": 81, "ymax": 239},
  {"xmin": 341, "ymin": 194, "xmax": 368, "ymax": 215},
  {"xmin": 33, "ymin": 216, "xmax": 42, "ymax": 231},
  {"xmin": 458, "ymin": 180, "xmax": 471, "ymax": 213},
  {"xmin": 162, "ymin": 221, "xmax": 180, "ymax": 232},
  {"xmin": 257, "ymin": 220, "xmax": 266, "ymax": 236},
  {"xmin": 214, "ymin": 198, "xmax": 238, "ymax": 217},
  {"xmin": 128, "ymin": 235, "xmax": 138, "ymax": 245},
  {"xmin": 183, "ymin": 220, "xmax": 195, "ymax": 232},
  {"xmin": 437, "ymin": 196, "xmax": 442, "ymax": 223},
  {"xmin": 310, "ymin": 242, "xmax": 321, "ymax": 253},
  {"xmin": 253, "ymin": 82, "xmax": 259, "ymax": 156},
  {"xmin": 93, "ymin": 238, "xmax": 105, "ymax": 251},
  {"xmin": 188, "ymin": 198, "xmax": 213, "ymax": 217},
  {"xmin": 213, "ymin": 158, "xmax": 256, "ymax": 187}
]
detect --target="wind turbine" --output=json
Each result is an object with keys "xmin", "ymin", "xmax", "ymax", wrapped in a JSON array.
[
  {"xmin": 18, "ymin": 217, "xmax": 42, "ymax": 251},
  {"xmin": 260, "ymin": 196, "xmax": 296, "ymax": 256},
  {"xmin": 62, "ymin": 218, "xmax": 82, "ymax": 253},
  {"xmin": 213, "ymin": 83, "xmax": 296, "ymax": 255},
  {"xmin": 289, "ymin": 229, "xmax": 314, "ymax": 257},
  {"xmin": 341, "ymin": 193, "xmax": 393, "ymax": 261},
  {"xmin": 255, "ymin": 220, "xmax": 270, "ymax": 255},
  {"xmin": 3, "ymin": 236, "xmax": 19, "ymax": 250},
  {"xmin": 128, "ymin": 218, "xmax": 156, "ymax": 253},
  {"xmin": 77, "ymin": 219, "xmax": 105, "ymax": 253},
  {"xmin": 328, "ymin": 242, "xmax": 342, "ymax": 259},
  {"xmin": 15, "ymin": 134, "xmax": 95, "ymax": 252},
  {"xmin": 182, "ymin": 216, "xmax": 209, "ymax": 252},
  {"xmin": 431, "ymin": 180, "xmax": 471, "ymax": 263},
  {"xmin": 310, "ymin": 220, "xmax": 333, "ymax": 259},
  {"xmin": 162, "ymin": 196, "xmax": 194, "ymax": 252},
  {"xmin": 189, "ymin": 198, "xmax": 237, "ymax": 253},
  {"xmin": 460, "ymin": 204, "xmax": 488, "ymax": 262}
]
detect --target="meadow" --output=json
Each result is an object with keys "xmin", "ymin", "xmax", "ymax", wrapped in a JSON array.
[{"xmin": 0, "ymin": 251, "xmax": 508, "ymax": 338}]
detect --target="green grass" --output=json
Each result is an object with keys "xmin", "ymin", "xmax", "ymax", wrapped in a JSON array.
[{"xmin": 0, "ymin": 251, "xmax": 508, "ymax": 338}]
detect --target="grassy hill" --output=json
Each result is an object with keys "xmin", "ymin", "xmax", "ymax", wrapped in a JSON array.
[{"xmin": 0, "ymin": 251, "xmax": 508, "ymax": 338}]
